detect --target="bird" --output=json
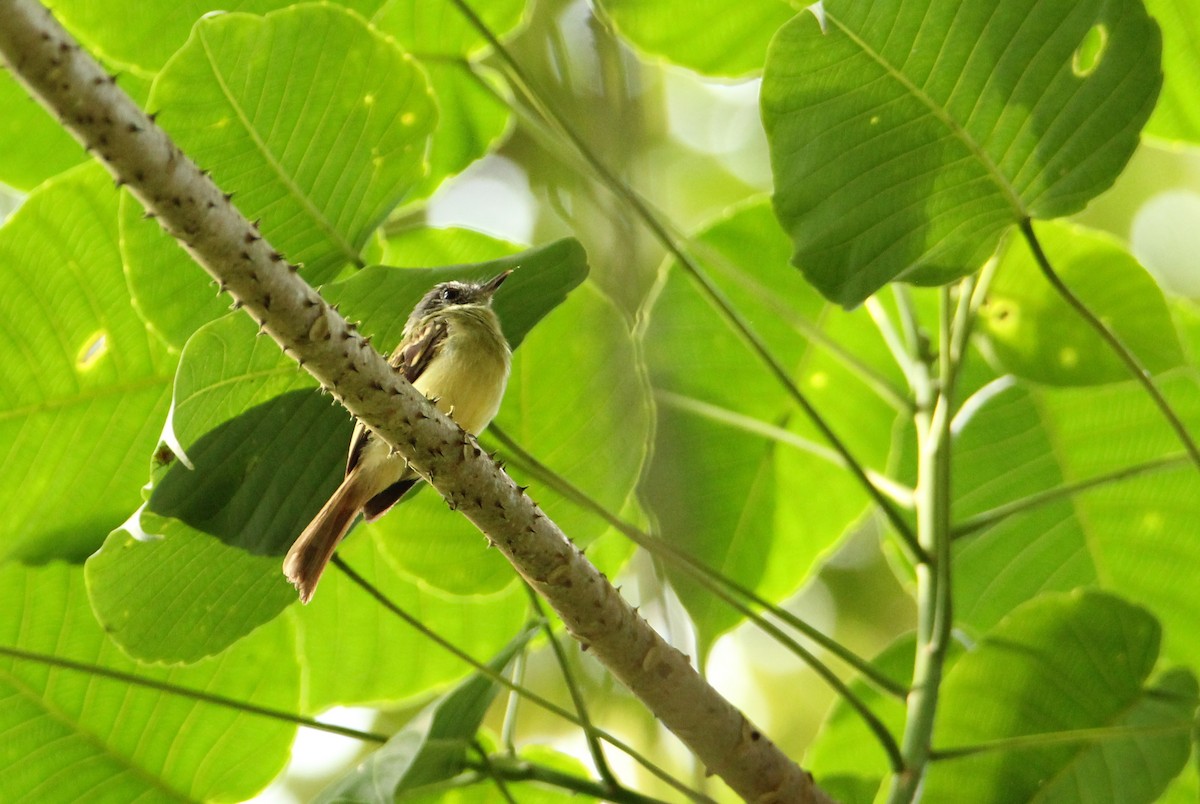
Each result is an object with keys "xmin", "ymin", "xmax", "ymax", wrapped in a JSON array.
[{"xmin": 283, "ymin": 270, "xmax": 513, "ymax": 603}]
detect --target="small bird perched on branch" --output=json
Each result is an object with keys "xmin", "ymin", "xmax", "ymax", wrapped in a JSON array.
[{"xmin": 283, "ymin": 271, "xmax": 513, "ymax": 603}]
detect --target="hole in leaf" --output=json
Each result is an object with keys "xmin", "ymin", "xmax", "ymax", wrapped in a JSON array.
[
  {"xmin": 1073, "ymin": 24, "xmax": 1107, "ymax": 77},
  {"xmin": 77, "ymin": 331, "xmax": 108, "ymax": 370}
]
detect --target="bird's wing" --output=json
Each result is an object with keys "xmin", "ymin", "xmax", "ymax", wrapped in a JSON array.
[{"xmin": 345, "ymin": 317, "xmax": 449, "ymax": 474}]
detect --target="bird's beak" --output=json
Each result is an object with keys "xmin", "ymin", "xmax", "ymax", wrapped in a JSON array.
[{"xmin": 481, "ymin": 269, "xmax": 513, "ymax": 296}]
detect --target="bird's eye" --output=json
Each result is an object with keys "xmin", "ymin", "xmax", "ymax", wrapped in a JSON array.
[{"xmin": 440, "ymin": 286, "xmax": 460, "ymax": 303}]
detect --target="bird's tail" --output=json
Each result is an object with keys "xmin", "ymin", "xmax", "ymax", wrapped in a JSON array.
[{"xmin": 283, "ymin": 474, "xmax": 367, "ymax": 604}]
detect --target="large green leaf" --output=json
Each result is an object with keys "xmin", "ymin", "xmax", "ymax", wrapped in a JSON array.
[
  {"xmin": 85, "ymin": 391, "xmax": 341, "ymax": 663},
  {"xmin": 0, "ymin": 164, "xmax": 174, "ymax": 563},
  {"xmin": 761, "ymin": 0, "xmax": 1162, "ymax": 306},
  {"xmin": 314, "ymin": 628, "xmax": 532, "ymax": 802},
  {"xmin": 597, "ymin": 0, "xmax": 793, "ymax": 77},
  {"xmin": 1144, "ymin": 0, "xmax": 1200, "ymax": 142},
  {"xmin": 947, "ymin": 341, "xmax": 1200, "ymax": 674},
  {"xmin": 404, "ymin": 61, "xmax": 512, "ymax": 204},
  {"xmin": 640, "ymin": 200, "xmax": 903, "ymax": 648},
  {"xmin": 924, "ymin": 591, "xmax": 1195, "ymax": 803},
  {"xmin": 0, "ymin": 71, "xmax": 87, "ymax": 191},
  {"xmin": 804, "ymin": 636, "xmax": 916, "ymax": 800},
  {"xmin": 87, "ymin": 240, "xmax": 589, "ymax": 660},
  {"xmin": 50, "ymin": 0, "xmax": 387, "ymax": 74},
  {"xmin": 379, "ymin": 225, "xmax": 523, "ymax": 266},
  {"xmin": 981, "ymin": 222, "xmax": 1182, "ymax": 386},
  {"xmin": 949, "ymin": 383, "xmax": 1097, "ymax": 633},
  {"xmin": 293, "ymin": 533, "xmax": 530, "ymax": 712},
  {"xmin": 0, "ymin": 561, "xmax": 298, "ymax": 802},
  {"xmin": 1033, "ymin": 373, "xmax": 1200, "ymax": 673},
  {"xmin": 370, "ymin": 1, "xmax": 524, "ymax": 203},
  {"xmin": 372, "ymin": 0, "xmax": 527, "ymax": 59},
  {"xmin": 122, "ymin": 3, "xmax": 437, "ymax": 347}
]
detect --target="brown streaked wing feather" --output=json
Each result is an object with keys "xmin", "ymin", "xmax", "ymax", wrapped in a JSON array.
[{"xmin": 346, "ymin": 317, "xmax": 449, "ymax": 474}]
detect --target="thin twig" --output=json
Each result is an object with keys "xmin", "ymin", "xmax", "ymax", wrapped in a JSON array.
[
  {"xmin": 952, "ymin": 453, "xmax": 1190, "ymax": 539},
  {"xmin": 0, "ymin": 644, "xmax": 388, "ymax": 743},
  {"xmin": 887, "ymin": 284, "xmax": 959, "ymax": 804},
  {"xmin": 1020, "ymin": 218, "xmax": 1200, "ymax": 472},
  {"xmin": 931, "ymin": 720, "xmax": 1195, "ymax": 761}
]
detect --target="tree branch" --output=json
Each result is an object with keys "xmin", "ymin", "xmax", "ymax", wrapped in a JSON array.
[{"xmin": 0, "ymin": 2, "xmax": 831, "ymax": 801}]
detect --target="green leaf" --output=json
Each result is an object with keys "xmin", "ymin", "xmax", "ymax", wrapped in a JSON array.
[
  {"xmin": 924, "ymin": 591, "xmax": 1195, "ymax": 803},
  {"xmin": 640, "ymin": 200, "xmax": 903, "ymax": 647},
  {"xmin": 805, "ymin": 636, "xmax": 915, "ymax": 798},
  {"xmin": 170, "ymin": 313, "xmax": 321, "ymax": 450},
  {"xmin": 314, "ymin": 627, "xmax": 533, "ymax": 803},
  {"xmin": 761, "ymin": 0, "xmax": 1162, "ymax": 306},
  {"xmin": 86, "ymin": 390, "xmax": 342, "ymax": 663},
  {"xmin": 596, "ymin": 0, "xmax": 794, "ymax": 77},
  {"xmin": 372, "ymin": 0, "xmax": 527, "ymax": 59},
  {"xmin": 0, "ymin": 561, "xmax": 298, "ymax": 802},
  {"xmin": 151, "ymin": 388, "xmax": 350, "ymax": 557},
  {"xmin": 950, "ymin": 382, "xmax": 1098, "ymax": 633},
  {"xmin": 1032, "ymin": 374, "xmax": 1200, "ymax": 674},
  {"xmin": 122, "ymin": 3, "xmax": 437, "ymax": 347},
  {"xmin": 371, "ymin": 0, "xmax": 522, "ymax": 202},
  {"xmin": 0, "ymin": 72, "xmax": 86, "ymax": 191},
  {"xmin": 1144, "ymin": 0, "xmax": 1200, "ymax": 143},
  {"xmin": 379, "ymin": 225, "xmax": 523, "ymax": 266},
  {"xmin": 407, "ymin": 62, "xmax": 512, "ymax": 204},
  {"xmin": 86, "ymin": 515, "xmax": 300, "ymax": 663},
  {"xmin": 293, "ymin": 534, "xmax": 531, "ymax": 712},
  {"xmin": 50, "ymin": 0, "xmax": 388, "ymax": 74},
  {"xmin": 981, "ymin": 222, "xmax": 1182, "ymax": 386},
  {"xmin": 0, "ymin": 164, "xmax": 174, "ymax": 563}
]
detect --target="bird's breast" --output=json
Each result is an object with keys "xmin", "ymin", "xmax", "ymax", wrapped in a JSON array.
[{"xmin": 412, "ymin": 309, "xmax": 511, "ymax": 435}]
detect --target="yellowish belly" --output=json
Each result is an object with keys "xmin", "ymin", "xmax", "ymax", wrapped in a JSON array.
[{"xmin": 412, "ymin": 313, "xmax": 511, "ymax": 435}]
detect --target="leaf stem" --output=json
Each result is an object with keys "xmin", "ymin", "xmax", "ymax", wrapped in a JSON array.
[
  {"xmin": 654, "ymin": 390, "xmax": 914, "ymax": 507},
  {"xmin": 1020, "ymin": 218, "xmax": 1200, "ymax": 472},
  {"xmin": 447, "ymin": 0, "xmax": 922, "ymax": 561},
  {"xmin": 952, "ymin": 453, "xmax": 1190, "ymax": 539},
  {"xmin": 930, "ymin": 720, "xmax": 1196, "ymax": 761},
  {"xmin": 499, "ymin": 644, "xmax": 526, "ymax": 755},
  {"xmin": 888, "ymin": 284, "xmax": 960, "ymax": 803},
  {"xmin": 0, "ymin": 644, "xmax": 388, "ymax": 743},
  {"xmin": 464, "ymin": 753, "xmax": 675, "ymax": 804}
]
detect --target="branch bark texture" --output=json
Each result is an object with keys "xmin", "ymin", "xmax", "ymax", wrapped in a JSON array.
[{"xmin": 0, "ymin": 1, "xmax": 832, "ymax": 801}]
